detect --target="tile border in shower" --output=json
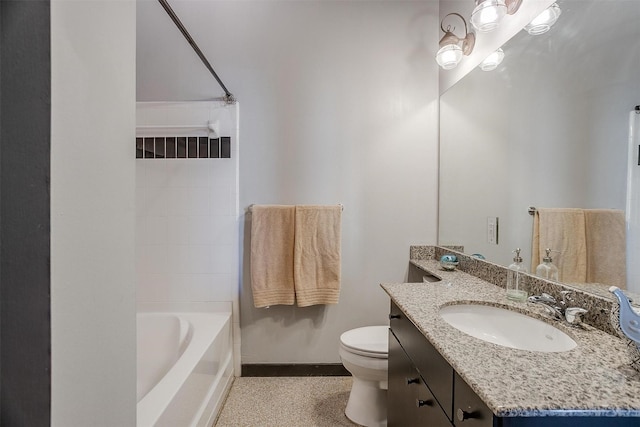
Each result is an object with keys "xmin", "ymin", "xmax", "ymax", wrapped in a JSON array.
[{"xmin": 136, "ymin": 136, "xmax": 232, "ymax": 159}]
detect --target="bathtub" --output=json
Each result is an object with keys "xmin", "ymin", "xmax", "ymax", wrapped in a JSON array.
[{"xmin": 137, "ymin": 311, "xmax": 233, "ymax": 427}]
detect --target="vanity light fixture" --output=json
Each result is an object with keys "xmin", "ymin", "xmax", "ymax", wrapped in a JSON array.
[
  {"xmin": 436, "ymin": 13, "xmax": 476, "ymax": 70},
  {"xmin": 471, "ymin": 0, "xmax": 523, "ymax": 33},
  {"xmin": 524, "ymin": 3, "xmax": 562, "ymax": 35},
  {"xmin": 479, "ymin": 48, "xmax": 505, "ymax": 71}
]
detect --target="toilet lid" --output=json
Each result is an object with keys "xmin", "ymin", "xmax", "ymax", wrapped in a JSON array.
[{"xmin": 340, "ymin": 326, "xmax": 388, "ymax": 356}]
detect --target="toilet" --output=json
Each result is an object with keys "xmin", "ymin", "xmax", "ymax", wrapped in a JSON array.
[{"xmin": 339, "ymin": 326, "xmax": 389, "ymax": 427}]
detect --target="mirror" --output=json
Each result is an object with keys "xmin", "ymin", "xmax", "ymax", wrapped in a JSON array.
[{"xmin": 439, "ymin": 0, "xmax": 640, "ymax": 297}]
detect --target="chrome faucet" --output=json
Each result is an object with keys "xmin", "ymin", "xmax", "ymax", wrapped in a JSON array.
[
  {"xmin": 527, "ymin": 291, "xmax": 587, "ymax": 326},
  {"xmin": 528, "ymin": 293, "xmax": 564, "ymax": 318}
]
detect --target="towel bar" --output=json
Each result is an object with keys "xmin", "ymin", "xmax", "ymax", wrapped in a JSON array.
[{"xmin": 247, "ymin": 204, "xmax": 344, "ymax": 212}]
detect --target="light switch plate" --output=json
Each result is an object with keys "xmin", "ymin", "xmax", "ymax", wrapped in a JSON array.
[{"xmin": 487, "ymin": 217, "xmax": 499, "ymax": 245}]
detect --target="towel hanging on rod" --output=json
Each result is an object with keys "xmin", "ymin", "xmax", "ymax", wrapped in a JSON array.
[{"xmin": 249, "ymin": 204, "xmax": 342, "ymax": 307}]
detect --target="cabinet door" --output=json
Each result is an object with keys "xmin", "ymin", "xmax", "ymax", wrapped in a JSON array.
[
  {"xmin": 389, "ymin": 331, "xmax": 451, "ymax": 427},
  {"xmin": 453, "ymin": 372, "xmax": 494, "ymax": 427},
  {"xmin": 388, "ymin": 330, "xmax": 420, "ymax": 426},
  {"xmin": 390, "ymin": 301, "xmax": 454, "ymax": 419}
]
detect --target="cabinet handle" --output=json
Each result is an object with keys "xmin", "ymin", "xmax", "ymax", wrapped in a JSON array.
[
  {"xmin": 389, "ymin": 314, "xmax": 401, "ymax": 319},
  {"xmin": 406, "ymin": 377, "xmax": 419, "ymax": 385},
  {"xmin": 416, "ymin": 399, "xmax": 433, "ymax": 408},
  {"xmin": 456, "ymin": 408, "xmax": 477, "ymax": 422}
]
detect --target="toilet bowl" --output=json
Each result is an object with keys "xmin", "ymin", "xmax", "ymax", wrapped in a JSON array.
[{"xmin": 339, "ymin": 326, "xmax": 388, "ymax": 427}]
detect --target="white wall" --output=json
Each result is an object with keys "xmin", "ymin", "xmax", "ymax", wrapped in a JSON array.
[
  {"xmin": 51, "ymin": 1, "xmax": 136, "ymax": 425},
  {"xmin": 137, "ymin": 0, "xmax": 440, "ymax": 363}
]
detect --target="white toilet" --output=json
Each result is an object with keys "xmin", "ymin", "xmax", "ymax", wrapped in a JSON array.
[{"xmin": 339, "ymin": 326, "xmax": 389, "ymax": 427}]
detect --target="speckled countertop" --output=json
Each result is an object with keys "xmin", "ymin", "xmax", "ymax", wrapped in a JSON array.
[{"xmin": 382, "ymin": 259, "xmax": 640, "ymax": 418}]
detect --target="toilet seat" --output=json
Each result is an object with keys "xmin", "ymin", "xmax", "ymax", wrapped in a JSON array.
[{"xmin": 340, "ymin": 326, "xmax": 388, "ymax": 358}]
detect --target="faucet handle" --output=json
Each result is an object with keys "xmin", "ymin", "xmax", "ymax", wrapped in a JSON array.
[
  {"xmin": 541, "ymin": 293, "xmax": 557, "ymax": 303},
  {"xmin": 560, "ymin": 290, "xmax": 574, "ymax": 305},
  {"xmin": 528, "ymin": 293, "xmax": 556, "ymax": 304},
  {"xmin": 565, "ymin": 307, "xmax": 587, "ymax": 325}
]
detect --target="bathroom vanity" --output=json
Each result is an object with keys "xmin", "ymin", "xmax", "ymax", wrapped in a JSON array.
[{"xmin": 383, "ymin": 250, "xmax": 640, "ymax": 426}]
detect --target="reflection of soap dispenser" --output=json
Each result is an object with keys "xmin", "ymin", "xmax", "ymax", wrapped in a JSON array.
[
  {"xmin": 535, "ymin": 248, "xmax": 559, "ymax": 281},
  {"xmin": 506, "ymin": 248, "xmax": 528, "ymax": 302}
]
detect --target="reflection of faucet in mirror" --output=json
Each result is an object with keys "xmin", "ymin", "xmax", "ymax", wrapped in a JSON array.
[{"xmin": 438, "ymin": 0, "xmax": 640, "ymax": 295}]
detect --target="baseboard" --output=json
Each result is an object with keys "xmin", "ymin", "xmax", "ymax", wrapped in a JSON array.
[{"xmin": 241, "ymin": 363, "xmax": 350, "ymax": 377}]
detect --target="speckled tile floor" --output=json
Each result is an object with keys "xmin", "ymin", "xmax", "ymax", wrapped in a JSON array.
[{"xmin": 213, "ymin": 376, "xmax": 357, "ymax": 427}]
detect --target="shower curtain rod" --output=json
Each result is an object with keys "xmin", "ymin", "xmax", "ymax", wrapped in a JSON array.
[{"xmin": 157, "ymin": 0, "xmax": 235, "ymax": 104}]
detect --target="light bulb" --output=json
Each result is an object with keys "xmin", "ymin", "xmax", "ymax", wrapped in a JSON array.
[
  {"xmin": 436, "ymin": 45, "xmax": 463, "ymax": 70},
  {"xmin": 471, "ymin": 0, "xmax": 507, "ymax": 33},
  {"xmin": 479, "ymin": 48, "xmax": 504, "ymax": 71},
  {"xmin": 525, "ymin": 3, "xmax": 561, "ymax": 35}
]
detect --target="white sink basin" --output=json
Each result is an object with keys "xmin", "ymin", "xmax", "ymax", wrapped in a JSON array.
[{"xmin": 439, "ymin": 304, "xmax": 577, "ymax": 353}]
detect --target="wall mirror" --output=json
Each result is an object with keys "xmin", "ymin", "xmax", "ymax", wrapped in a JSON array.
[{"xmin": 438, "ymin": 0, "xmax": 640, "ymax": 298}]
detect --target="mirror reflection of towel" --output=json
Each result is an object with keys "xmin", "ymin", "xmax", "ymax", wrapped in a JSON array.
[
  {"xmin": 531, "ymin": 208, "xmax": 626, "ymax": 288},
  {"xmin": 532, "ymin": 208, "xmax": 587, "ymax": 283},
  {"xmin": 584, "ymin": 209, "xmax": 626, "ymax": 289}
]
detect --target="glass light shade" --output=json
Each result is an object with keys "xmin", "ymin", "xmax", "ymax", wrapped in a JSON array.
[
  {"xmin": 479, "ymin": 48, "xmax": 504, "ymax": 71},
  {"xmin": 471, "ymin": 0, "xmax": 508, "ymax": 33},
  {"xmin": 525, "ymin": 3, "xmax": 562, "ymax": 35},
  {"xmin": 436, "ymin": 44, "xmax": 463, "ymax": 70}
]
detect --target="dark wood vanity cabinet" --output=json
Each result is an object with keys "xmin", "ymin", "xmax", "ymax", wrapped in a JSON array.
[
  {"xmin": 388, "ymin": 300, "xmax": 639, "ymax": 427},
  {"xmin": 388, "ymin": 330, "xmax": 450, "ymax": 426},
  {"xmin": 453, "ymin": 372, "xmax": 494, "ymax": 427},
  {"xmin": 389, "ymin": 300, "xmax": 491, "ymax": 427}
]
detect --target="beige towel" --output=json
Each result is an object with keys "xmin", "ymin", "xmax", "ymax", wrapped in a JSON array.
[
  {"xmin": 531, "ymin": 208, "xmax": 587, "ymax": 283},
  {"xmin": 584, "ymin": 209, "xmax": 626, "ymax": 289},
  {"xmin": 294, "ymin": 205, "xmax": 342, "ymax": 307},
  {"xmin": 250, "ymin": 205, "xmax": 296, "ymax": 308}
]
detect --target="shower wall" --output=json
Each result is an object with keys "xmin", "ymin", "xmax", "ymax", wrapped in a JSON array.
[{"xmin": 135, "ymin": 102, "xmax": 240, "ymax": 367}]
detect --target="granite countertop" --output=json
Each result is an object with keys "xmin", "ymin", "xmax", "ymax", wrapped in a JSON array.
[{"xmin": 382, "ymin": 259, "xmax": 640, "ymax": 418}]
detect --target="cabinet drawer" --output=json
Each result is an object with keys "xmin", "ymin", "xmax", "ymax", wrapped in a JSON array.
[
  {"xmin": 390, "ymin": 301, "xmax": 454, "ymax": 420},
  {"xmin": 453, "ymin": 372, "xmax": 494, "ymax": 427},
  {"xmin": 388, "ymin": 331, "xmax": 452, "ymax": 427}
]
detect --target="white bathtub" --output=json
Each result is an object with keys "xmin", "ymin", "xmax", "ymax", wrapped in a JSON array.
[{"xmin": 137, "ymin": 312, "xmax": 233, "ymax": 427}]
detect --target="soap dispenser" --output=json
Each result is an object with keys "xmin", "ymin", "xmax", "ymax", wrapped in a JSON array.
[
  {"xmin": 506, "ymin": 248, "xmax": 528, "ymax": 302},
  {"xmin": 535, "ymin": 248, "xmax": 559, "ymax": 281}
]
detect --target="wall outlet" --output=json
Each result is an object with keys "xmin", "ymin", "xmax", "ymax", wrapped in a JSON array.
[{"xmin": 487, "ymin": 217, "xmax": 499, "ymax": 245}]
